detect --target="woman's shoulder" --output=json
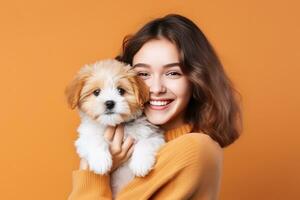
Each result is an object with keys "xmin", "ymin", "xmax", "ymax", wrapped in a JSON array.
[
  {"xmin": 182, "ymin": 133, "xmax": 224, "ymax": 196},
  {"xmin": 180, "ymin": 132, "xmax": 224, "ymax": 166},
  {"xmin": 159, "ymin": 131, "xmax": 223, "ymax": 167},
  {"xmin": 187, "ymin": 132, "xmax": 223, "ymax": 151}
]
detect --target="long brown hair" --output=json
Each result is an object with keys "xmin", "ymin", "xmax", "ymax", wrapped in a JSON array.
[{"xmin": 115, "ymin": 14, "xmax": 243, "ymax": 148}]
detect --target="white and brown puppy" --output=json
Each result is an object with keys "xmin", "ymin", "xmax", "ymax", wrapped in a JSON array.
[{"xmin": 65, "ymin": 59, "xmax": 165, "ymax": 196}]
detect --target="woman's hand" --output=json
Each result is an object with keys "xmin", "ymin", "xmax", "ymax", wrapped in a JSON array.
[
  {"xmin": 104, "ymin": 125, "xmax": 136, "ymax": 172},
  {"xmin": 79, "ymin": 125, "xmax": 135, "ymax": 173}
]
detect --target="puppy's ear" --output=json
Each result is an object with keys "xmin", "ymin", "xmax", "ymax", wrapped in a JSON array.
[
  {"xmin": 130, "ymin": 76, "xmax": 149, "ymax": 109},
  {"xmin": 65, "ymin": 71, "xmax": 89, "ymax": 109}
]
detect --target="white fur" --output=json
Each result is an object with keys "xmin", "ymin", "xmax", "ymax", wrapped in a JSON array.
[
  {"xmin": 72, "ymin": 60, "xmax": 165, "ymax": 198},
  {"xmin": 75, "ymin": 112, "xmax": 165, "ymax": 198}
]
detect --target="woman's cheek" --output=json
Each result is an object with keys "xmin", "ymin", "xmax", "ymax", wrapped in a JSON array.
[{"xmin": 167, "ymin": 78, "xmax": 191, "ymax": 97}]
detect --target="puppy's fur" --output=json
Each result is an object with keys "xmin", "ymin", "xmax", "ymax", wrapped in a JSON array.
[{"xmin": 65, "ymin": 59, "xmax": 165, "ymax": 197}]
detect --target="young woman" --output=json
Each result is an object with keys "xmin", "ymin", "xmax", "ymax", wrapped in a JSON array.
[{"xmin": 68, "ymin": 14, "xmax": 242, "ymax": 200}]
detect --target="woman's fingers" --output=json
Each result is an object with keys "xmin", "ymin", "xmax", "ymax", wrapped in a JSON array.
[
  {"xmin": 113, "ymin": 125, "xmax": 124, "ymax": 146},
  {"xmin": 104, "ymin": 124, "xmax": 135, "ymax": 161},
  {"xmin": 119, "ymin": 136, "xmax": 135, "ymax": 158},
  {"xmin": 104, "ymin": 126, "xmax": 116, "ymax": 142},
  {"xmin": 124, "ymin": 144, "xmax": 135, "ymax": 160},
  {"xmin": 110, "ymin": 125, "xmax": 124, "ymax": 155},
  {"xmin": 123, "ymin": 145, "xmax": 134, "ymax": 162}
]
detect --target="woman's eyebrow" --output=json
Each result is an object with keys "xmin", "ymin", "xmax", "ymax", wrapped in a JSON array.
[{"xmin": 133, "ymin": 62, "xmax": 181, "ymax": 68}]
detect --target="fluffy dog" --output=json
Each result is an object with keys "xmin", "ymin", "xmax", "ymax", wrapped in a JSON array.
[{"xmin": 65, "ymin": 59, "xmax": 165, "ymax": 197}]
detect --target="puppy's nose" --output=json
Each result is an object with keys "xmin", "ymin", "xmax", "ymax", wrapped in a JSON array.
[{"xmin": 105, "ymin": 100, "xmax": 115, "ymax": 110}]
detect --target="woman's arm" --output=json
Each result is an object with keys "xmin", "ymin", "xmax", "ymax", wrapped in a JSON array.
[
  {"xmin": 67, "ymin": 126, "xmax": 135, "ymax": 200},
  {"xmin": 188, "ymin": 133, "xmax": 224, "ymax": 200},
  {"xmin": 68, "ymin": 168, "xmax": 112, "ymax": 200},
  {"xmin": 68, "ymin": 131, "xmax": 223, "ymax": 200},
  {"xmin": 116, "ymin": 133, "xmax": 223, "ymax": 200}
]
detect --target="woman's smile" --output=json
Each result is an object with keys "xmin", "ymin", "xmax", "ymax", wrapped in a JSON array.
[{"xmin": 147, "ymin": 99, "xmax": 174, "ymax": 110}]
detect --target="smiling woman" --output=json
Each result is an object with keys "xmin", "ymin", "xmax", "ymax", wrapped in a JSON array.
[
  {"xmin": 117, "ymin": 15, "xmax": 242, "ymax": 147},
  {"xmin": 68, "ymin": 14, "xmax": 242, "ymax": 200},
  {"xmin": 132, "ymin": 38, "xmax": 193, "ymax": 130}
]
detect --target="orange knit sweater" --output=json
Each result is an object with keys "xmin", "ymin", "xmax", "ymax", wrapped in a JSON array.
[{"xmin": 68, "ymin": 124, "xmax": 223, "ymax": 200}]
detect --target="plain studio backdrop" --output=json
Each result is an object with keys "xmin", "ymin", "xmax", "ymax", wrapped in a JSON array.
[{"xmin": 0, "ymin": 0, "xmax": 299, "ymax": 199}]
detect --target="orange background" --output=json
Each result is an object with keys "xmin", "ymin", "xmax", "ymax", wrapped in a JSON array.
[{"xmin": 0, "ymin": 0, "xmax": 299, "ymax": 199}]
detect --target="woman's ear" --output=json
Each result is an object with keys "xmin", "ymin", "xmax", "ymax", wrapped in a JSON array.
[
  {"xmin": 130, "ymin": 76, "xmax": 149, "ymax": 109},
  {"xmin": 65, "ymin": 71, "xmax": 89, "ymax": 109}
]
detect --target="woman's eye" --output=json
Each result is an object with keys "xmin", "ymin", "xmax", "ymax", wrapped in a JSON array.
[
  {"xmin": 93, "ymin": 89, "xmax": 101, "ymax": 96},
  {"xmin": 137, "ymin": 72, "xmax": 149, "ymax": 77},
  {"xmin": 117, "ymin": 87, "xmax": 125, "ymax": 95},
  {"xmin": 137, "ymin": 72, "xmax": 150, "ymax": 79},
  {"xmin": 166, "ymin": 71, "xmax": 181, "ymax": 77}
]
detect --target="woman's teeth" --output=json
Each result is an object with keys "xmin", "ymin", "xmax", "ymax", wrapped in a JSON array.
[{"xmin": 149, "ymin": 100, "xmax": 172, "ymax": 106}]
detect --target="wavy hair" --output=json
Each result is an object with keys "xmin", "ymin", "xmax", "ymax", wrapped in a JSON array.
[{"xmin": 115, "ymin": 14, "xmax": 243, "ymax": 148}]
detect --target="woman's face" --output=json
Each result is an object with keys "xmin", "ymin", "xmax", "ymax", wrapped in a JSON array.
[{"xmin": 132, "ymin": 38, "xmax": 192, "ymax": 130}]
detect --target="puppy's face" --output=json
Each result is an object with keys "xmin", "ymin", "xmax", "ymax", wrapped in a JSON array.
[{"xmin": 65, "ymin": 59, "xmax": 149, "ymax": 126}]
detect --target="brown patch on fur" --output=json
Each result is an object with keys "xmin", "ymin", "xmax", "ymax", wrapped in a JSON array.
[
  {"xmin": 128, "ymin": 75, "xmax": 149, "ymax": 109},
  {"xmin": 118, "ymin": 78, "xmax": 134, "ymax": 95},
  {"xmin": 65, "ymin": 68, "xmax": 92, "ymax": 109}
]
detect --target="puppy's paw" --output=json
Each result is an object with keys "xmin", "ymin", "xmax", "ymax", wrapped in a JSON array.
[
  {"xmin": 88, "ymin": 152, "xmax": 112, "ymax": 175},
  {"xmin": 129, "ymin": 155, "xmax": 156, "ymax": 177}
]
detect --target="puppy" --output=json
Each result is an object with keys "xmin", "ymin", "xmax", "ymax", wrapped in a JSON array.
[{"xmin": 65, "ymin": 59, "xmax": 165, "ymax": 197}]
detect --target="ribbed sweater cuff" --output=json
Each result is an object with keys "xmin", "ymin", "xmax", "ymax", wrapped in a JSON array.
[{"xmin": 69, "ymin": 170, "xmax": 112, "ymax": 200}]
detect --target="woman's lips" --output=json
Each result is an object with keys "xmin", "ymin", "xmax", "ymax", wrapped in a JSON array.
[{"xmin": 147, "ymin": 99, "xmax": 174, "ymax": 110}]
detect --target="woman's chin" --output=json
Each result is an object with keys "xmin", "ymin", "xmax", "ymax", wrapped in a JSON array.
[
  {"xmin": 144, "ymin": 112, "xmax": 168, "ymax": 125},
  {"xmin": 144, "ymin": 103, "xmax": 175, "ymax": 125},
  {"xmin": 146, "ymin": 116, "xmax": 169, "ymax": 125}
]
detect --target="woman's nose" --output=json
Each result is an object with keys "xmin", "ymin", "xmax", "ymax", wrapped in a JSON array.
[{"xmin": 149, "ymin": 76, "xmax": 166, "ymax": 95}]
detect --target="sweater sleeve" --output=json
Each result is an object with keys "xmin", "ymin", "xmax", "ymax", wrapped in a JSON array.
[
  {"xmin": 67, "ymin": 132, "xmax": 223, "ymax": 200},
  {"xmin": 116, "ymin": 133, "xmax": 223, "ymax": 200},
  {"xmin": 67, "ymin": 170, "xmax": 112, "ymax": 200}
]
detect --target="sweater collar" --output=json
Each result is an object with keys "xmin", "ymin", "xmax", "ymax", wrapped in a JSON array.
[{"xmin": 163, "ymin": 123, "xmax": 193, "ymax": 142}]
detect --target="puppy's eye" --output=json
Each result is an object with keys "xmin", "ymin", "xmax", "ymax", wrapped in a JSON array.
[
  {"xmin": 93, "ymin": 89, "xmax": 101, "ymax": 96},
  {"xmin": 117, "ymin": 87, "xmax": 125, "ymax": 95}
]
